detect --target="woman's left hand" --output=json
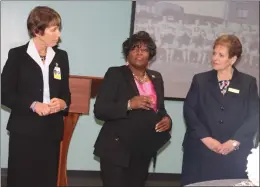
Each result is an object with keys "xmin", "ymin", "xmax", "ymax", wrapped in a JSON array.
[
  {"xmin": 48, "ymin": 98, "xmax": 66, "ymax": 114},
  {"xmin": 155, "ymin": 116, "xmax": 171, "ymax": 132}
]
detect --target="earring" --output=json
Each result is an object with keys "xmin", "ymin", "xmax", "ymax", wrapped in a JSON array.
[{"xmin": 126, "ymin": 61, "xmax": 129, "ymax": 66}]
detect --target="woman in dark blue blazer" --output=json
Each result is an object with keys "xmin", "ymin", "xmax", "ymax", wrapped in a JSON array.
[
  {"xmin": 1, "ymin": 6, "xmax": 71, "ymax": 187},
  {"xmin": 181, "ymin": 34, "xmax": 259, "ymax": 185}
]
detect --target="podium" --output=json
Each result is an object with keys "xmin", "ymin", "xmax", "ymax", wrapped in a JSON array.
[{"xmin": 57, "ymin": 75, "xmax": 103, "ymax": 187}]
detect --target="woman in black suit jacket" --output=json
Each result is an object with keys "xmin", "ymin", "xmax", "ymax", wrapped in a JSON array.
[
  {"xmin": 181, "ymin": 34, "xmax": 259, "ymax": 185},
  {"xmin": 1, "ymin": 6, "xmax": 71, "ymax": 187},
  {"xmin": 93, "ymin": 31, "xmax": 172, "ymax": 187}
]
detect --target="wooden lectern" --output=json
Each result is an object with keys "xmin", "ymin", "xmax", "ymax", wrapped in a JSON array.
[{"xmin": 57, "ymin": 75, "xmax": 103, "ymax": 187}]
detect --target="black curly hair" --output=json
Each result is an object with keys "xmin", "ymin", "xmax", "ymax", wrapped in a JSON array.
[{"xmin": 122, "ymin": 31, "xmax": 156, "ymax": 61}]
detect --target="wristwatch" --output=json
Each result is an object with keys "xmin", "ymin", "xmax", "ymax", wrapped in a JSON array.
[{"xmin": 232, "ymin": 140, "xmax": 239, "ymax": 150}]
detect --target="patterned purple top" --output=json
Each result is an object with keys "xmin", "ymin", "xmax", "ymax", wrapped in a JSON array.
[{"xmin": 218, "ymin": 80, "xmax": 230, "ymax": 95}]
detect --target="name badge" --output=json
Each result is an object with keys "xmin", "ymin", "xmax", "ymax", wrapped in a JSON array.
[
  {"xmin": 54, "ymin": 63, "xmax": 61, "ymax": 80},
  {"xmin": 228, "ymin": 87, "xmax": 240, "ymax": 94}
]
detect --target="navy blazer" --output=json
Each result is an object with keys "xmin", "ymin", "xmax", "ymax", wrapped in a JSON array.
[
  {"xmin": 93, "ymin": 65, "xmax": 172, "ymax": 167},
  {"xmin": 1, "ymin": 43, "xmax": 71, "ymax": 140},
  {"xmin": 183, "ymin": 68, "xmax": 259, "ymax": 147}
]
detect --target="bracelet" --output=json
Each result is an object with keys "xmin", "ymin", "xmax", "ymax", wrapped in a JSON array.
[{"xmin": 127, "ymin": 100, "xmax": 132, "ymax": 111}]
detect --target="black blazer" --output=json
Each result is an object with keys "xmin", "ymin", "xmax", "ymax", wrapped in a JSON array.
[
  {"xmin": 1, "ymin": 43, "xmax": 71, "ymax": 141},
  {"xmin": 183, "ymin": 68, "xmax": 259, "ymax": 148},
  {"xmin": 93, "ymin": 65, "xmax": 172, "ymax": 167}
]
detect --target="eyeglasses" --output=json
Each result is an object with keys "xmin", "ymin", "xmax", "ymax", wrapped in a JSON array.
[{"xmin": 131, "ymin": 46, "xmax": 148, "ymax": 53}]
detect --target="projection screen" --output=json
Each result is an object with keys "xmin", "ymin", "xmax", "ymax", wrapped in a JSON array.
[{"xmin": 132, "ymin": 0, "xmax": 259, "ymax": 99}]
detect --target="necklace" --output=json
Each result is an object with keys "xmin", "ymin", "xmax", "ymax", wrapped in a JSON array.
[
  {"xmin": 40, "ymin": 56, "xmax": 46, "ymax": 62},
  {"xmin": 133, "ymin": 72, "xmax": 148, "ymax": 83}
]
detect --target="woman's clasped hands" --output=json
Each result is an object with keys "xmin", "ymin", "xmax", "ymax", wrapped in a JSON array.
[
  {"xmin": 34, "ymin": 98, "xmax": 66, "ymax": 116},
  {"xmin": 201, "ymin": 137, "xmax": 240, "ymax": 155}
]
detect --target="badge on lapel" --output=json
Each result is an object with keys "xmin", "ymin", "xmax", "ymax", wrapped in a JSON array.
[
  {"xmin": 53, "ymin": 63, "xmax": 61, "ymax": 80},
  {"xmin": 228, "ymin": 87, "xmax": 240, "ymax": 94}
]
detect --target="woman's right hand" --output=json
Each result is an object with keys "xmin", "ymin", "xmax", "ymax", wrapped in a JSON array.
[
  {"xmin": 201, "ymin": 137, "xmax": 222, "ymax": 153},
  {"xmin": 130, "ymin": 95, "xmax": 153, "ymax": 110}
]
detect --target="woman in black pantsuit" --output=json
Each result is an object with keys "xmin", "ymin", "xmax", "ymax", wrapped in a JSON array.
[
  {"xmin": 93, "ymin": 31, "xmax": 172, "ymax": 187},
  {"xmin": 1, "ymin": 6, "xmax": 71, "ymax": 187}
]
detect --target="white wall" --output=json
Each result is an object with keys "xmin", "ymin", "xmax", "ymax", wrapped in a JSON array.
[{"xmin": 1, "ymin": 1, "xmax": 186, "ymax": 173}]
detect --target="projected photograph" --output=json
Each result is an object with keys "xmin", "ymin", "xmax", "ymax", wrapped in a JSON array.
[{"xmin": 133, "ymin": 0, "xmax": 259, "ymax": 98}]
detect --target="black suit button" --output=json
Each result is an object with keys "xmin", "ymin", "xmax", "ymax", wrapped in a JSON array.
[
  {"xmin": 39, "ymin": 89, "xmax": 42, "ymax": 91},
  {"xmin": 220, "ymin": 106, "xmax": 224, "ymax": 111},
  {"xmin": 219, "ymin": 120, "xmax": 223, "ymax": 124},
  {"xmin": 115, "ymin": 138, "xmax": 119, "ymax": 141}
]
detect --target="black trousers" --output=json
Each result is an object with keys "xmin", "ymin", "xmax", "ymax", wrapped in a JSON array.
[
  {"xmin": 100, "ymin": 155, "xmax": 151, "ymax": 187},
  {"xmin": 7, "ymin": 133, "xmax": 60, "ymax": 187}
]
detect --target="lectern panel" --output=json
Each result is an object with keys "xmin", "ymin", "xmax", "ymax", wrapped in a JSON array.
[{"xmin": 69, "ymin": 77, "xmax": 91, "ymax": 114}]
